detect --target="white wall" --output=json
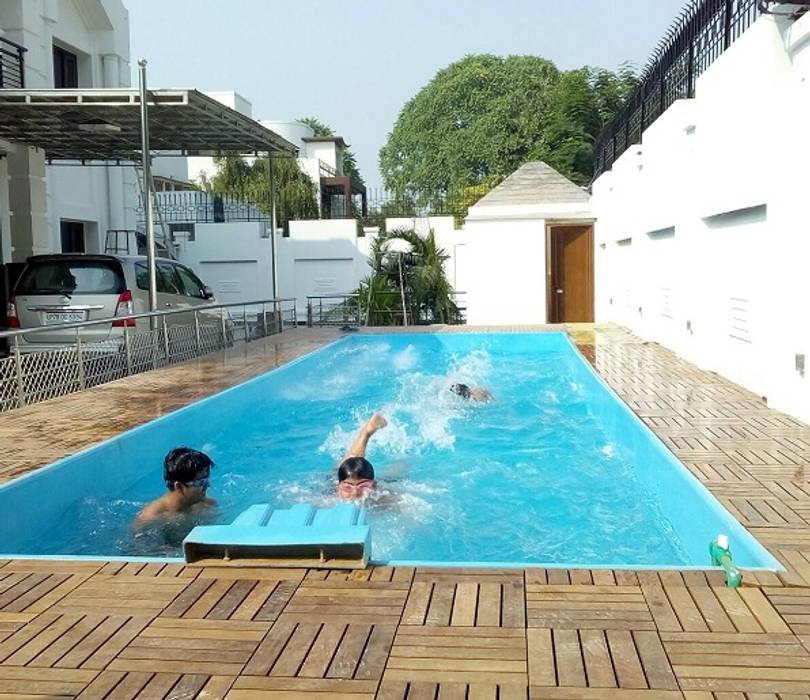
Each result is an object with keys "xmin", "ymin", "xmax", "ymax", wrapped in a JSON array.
[
  {"xmin": 281, "ymin": 219, "xmax": 366, "ymax": 320},
  {"xmin": 0, "ymin": 0, "xmax": 134, "ymax": 261},
  {"xmin": 592, "ymin": 10, "xmax": 810, "ymax": 422},
  {"xmin": 461, "ymin": 194, "xmax": 592, "ymax": 326},
  {"xmin": 175, "ymin": 222, "xmax": 274, "ymax": 305},
  {"xmin": 463, "ymin": 217, "xmax": 548, "ymax": 326}
]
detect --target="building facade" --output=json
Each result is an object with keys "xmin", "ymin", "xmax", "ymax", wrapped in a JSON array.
[
  {"xmin": 592, "ymin": 5, "xmax": 810, "ymax": 421},
  {"xmin": 0, "ymin": 0, "xmax": 135, "ymax": 264}
]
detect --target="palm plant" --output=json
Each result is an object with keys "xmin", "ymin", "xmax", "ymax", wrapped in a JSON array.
[{"xmin": 362, "ymin": 228, "xmax": 459, "ymax": 325}]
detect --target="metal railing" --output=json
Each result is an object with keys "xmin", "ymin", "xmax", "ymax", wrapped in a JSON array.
[
  {"xmin": 305, "ymin": 290, "xmax": 467, "ymax": 327},
  {"xmin": 306, "ymin": 294, "xmax": 361, "ymax": 328},
  {"xmin": 593, "ymin": 0, "xmax": 784, "ymax": 179},
  {"xmin": 0, "ymin": 36, "xmax": 26, "ymax": 89},
  {"xmin": 323, "ymin": 185, "xmax": 491, "ymax": 221},
  {"xmin": 146, "ymin": 185, "xmax": 493, "ymax": 228},
  {"xmin": 318, "ymin": 159, "xmax": 337, "ymax": 177},
  {"xmin": 0, "ymin": 297, "xmax": 296, "ymax": 413}
]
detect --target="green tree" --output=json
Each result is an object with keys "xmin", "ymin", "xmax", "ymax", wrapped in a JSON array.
[
  {"xmin": 210, "ymin": 154, "xmax": 318, "ymax": 230},
  {"xmin": 298, "ymin": 116, "xmax": 365, "ymax": 186},
  {"xmin": 379, "ymin": 54, "xmax": 637, "ymax": 190},
  {"xmin": 361, "ymin": 228, "xmax": 459, "ymax": 325}
]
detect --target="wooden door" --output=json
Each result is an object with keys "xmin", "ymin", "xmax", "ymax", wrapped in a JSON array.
[{"xmin": 548, "ymin": 225, "xmax": 594, "ymax": 323}]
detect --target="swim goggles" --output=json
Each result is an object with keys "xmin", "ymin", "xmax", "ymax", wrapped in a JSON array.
[{"xmin": 338, "ymin": 479, "xmax": 374, "ymax": 498}]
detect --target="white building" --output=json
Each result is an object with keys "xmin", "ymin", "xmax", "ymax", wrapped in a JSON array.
[
  {"xmin": 153, "ymin": 95, "xmax": 366, "ymax": 220},
  {"xmin": 591, "ymin": 5, "xmax": 810, "ymax": 421},
  {"xmin": 463, "ymin": 162, "xmax": 594, "ymax": 326},
  {"xmin": 0, "ymin": 0, "xmax": 135, "ymax": 263}
]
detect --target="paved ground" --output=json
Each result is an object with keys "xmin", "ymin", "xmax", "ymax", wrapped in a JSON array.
[{"xmin": 2, "ymin": 324, "xmax": 810, "ymax": 699}]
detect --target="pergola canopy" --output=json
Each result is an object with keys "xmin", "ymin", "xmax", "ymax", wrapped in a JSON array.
[{"xmin": 0, "ymin": 88, "xmax": 297, "ymax": 161}]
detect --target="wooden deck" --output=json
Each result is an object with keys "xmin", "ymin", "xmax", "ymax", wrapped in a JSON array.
[{"xmin": 2, "ymin": 324, "xmax": 810, "ymax": 698}]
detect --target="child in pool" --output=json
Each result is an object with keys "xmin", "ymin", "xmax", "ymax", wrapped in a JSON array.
[
  {"xmin": 134, "ymin": 447, "xmax": 216, "ymax": 527},
  {"xmin": 336, "ymin": 413, "xmax": 388, "ymax": 501}
]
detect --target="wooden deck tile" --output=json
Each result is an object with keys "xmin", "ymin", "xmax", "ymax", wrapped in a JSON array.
[
  {"xmin": 662, "ymin": 631, "xmax": 810, "ymax": 693},
  {"xmin": 526, "ymin": 584, "xmax": 654, "ymax": 630},
  {"xmin": 279, "ymin": 579, "xmax": 408, "ymax": 626},
  {"xmin": 384, "ymin": 626, "xmax": 527, "ymax": 687},
  {"xmin": 51, "ymin": 574, "xmax": 189, "ymax": 616},
  {"xmin": 228, "ymin": 676, "xmax": 377, "ymax": 699},
  {"xmin": 764, "ymin": 586, "xmax": 810, "ymax": 635}
]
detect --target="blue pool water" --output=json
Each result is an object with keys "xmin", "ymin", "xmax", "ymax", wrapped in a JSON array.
[{"xmin": 0, "ymin": 332, "xmax": 780, "ymax": 568}]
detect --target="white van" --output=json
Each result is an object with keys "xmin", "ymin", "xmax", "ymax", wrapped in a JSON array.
[{"xmin": 7, "ymin": 254, "xmax": 221, "ymax": 351}]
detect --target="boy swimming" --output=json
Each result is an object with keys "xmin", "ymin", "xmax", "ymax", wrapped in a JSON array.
[
  {"xmin": 450, "ymin": 383, "xmax": 493, "ymax": 402},
  {"xmin": 336, "ymin": 413, "xmax": 388, "ymax": 501},
  {"xmin": 134, "ymin": 447, "xmax": 216, "ymax": 527}
]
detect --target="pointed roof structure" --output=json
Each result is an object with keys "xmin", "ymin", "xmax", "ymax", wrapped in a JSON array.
[{"xmin": 466, "ymin": 161, "xmax": 592, "ymax": 222}]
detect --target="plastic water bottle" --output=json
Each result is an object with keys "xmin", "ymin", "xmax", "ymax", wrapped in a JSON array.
[{"xmin": 709, "ymin": 534, "xmax": 742, "ymax": 588}]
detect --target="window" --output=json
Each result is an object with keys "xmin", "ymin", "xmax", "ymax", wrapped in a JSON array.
[
  {"xmin": 173, "ymin": 265, "xmax": 207, "ymax": 299},
  {"xmin": 157, "ymin": 262, "xmax": 182, "ymax": 294},
  {"xmin": 135, "ymin": 262, "xmax": 182, "ymax": 294},
  {"xmin": 17, "ymin": 260, "xmax": 124, "ymax": 296},
  {"xmin": 53, "ymin": 45, "xmax": 78, "ymax": 88},
  {"xmin": 60, "ymin": 221, "xmax": 85, "ymax": 253}
]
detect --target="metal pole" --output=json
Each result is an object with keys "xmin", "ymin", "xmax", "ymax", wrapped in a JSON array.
[
  {"xmin": 243, "ymin": 305, "xmax": 249, "ymax": 342},
  {"xmin": 162, "ymin": 314, "xmax": 170, "ymax": 361},
  {"xmin": 138, "ymin": 59, "xmax": 158, "ymax": 317},
  {"xmin": 12, "ymin": 336, "xmax": 25, "ymax": 408},
  {"xmin": 261, "ymin": 302, "xmax": 268, "ymax": 337},
  {"xmin": 76, "ymin": 329, "xmax": 86, "ymax": 390},
  {"xmin": 123, "ymin": 323, "xmax": 133, "ymax": 375},
  {"xmin": 267, "ymin": 152, "xmax": 279, "ymax": 299},
  {"xmin": 398, "ymin": 252, "xmax": 408, "ymax": 327},
  {"xmin": 194, "ymin": 310, "xmax": 201, "ymax": 352}
]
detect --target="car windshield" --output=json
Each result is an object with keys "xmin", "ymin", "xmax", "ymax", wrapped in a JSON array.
[{"xmin": 16, "ymin": 260, "xmax": 125, "ymax": 296}]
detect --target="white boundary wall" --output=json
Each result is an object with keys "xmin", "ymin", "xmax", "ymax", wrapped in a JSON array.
[
  {"xmin": 175, "ymin": 222, "xmax": 273, "ymax": 305},
  {"xmin": 592, "ymin": 11, "xmax": 810, "ymax": 421}
]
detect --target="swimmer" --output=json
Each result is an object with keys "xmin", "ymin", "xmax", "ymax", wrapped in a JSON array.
[
  {"xmin": 336, "ymin": 413, "xmax": 388, "ymax": 501},
  {"xmin": 134, "ymin": 447, "xmax": 216, "ymax": 527},
  {"xmin": 450, "ymin": 382, "xmax": 492, "ymax": 403}
]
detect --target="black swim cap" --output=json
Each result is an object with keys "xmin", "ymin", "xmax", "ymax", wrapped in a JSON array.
[
  {"xmin": 450, "ymin": 383, "xmax": 472, "ymax": 399},
  {"xmin": 337, "ymin": 456, "xmax": 375, "ymax": 482}
]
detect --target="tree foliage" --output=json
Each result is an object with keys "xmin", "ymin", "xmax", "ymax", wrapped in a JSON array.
[
  {"xmin": 298, "ymin": 116, "xmax": 365, "ymax": 186},
  {"xmin": 379, "ymin": 55, "xmax": 638, "ymax": 189},
  {"xmin": 209, "ymin": 154, "xmax": 318, "ymax": 231},
  {"xmin": 359, "ymin": 228, "xmax": 459, "ymax": 325}
]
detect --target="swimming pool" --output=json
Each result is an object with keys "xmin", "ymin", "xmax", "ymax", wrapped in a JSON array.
[{"xmin": 0, "ymin": 332, "xmax": 780, "ymax": 569}]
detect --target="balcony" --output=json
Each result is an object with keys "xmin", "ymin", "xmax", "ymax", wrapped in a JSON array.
[{"xmin": 0, "ymin": 36, "xmax": 26, "ymax": 89}]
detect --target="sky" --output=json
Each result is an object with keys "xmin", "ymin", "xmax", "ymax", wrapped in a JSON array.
[{"xmin": 129, "ymin": 0, "xmax": 688, "ymax": 189}]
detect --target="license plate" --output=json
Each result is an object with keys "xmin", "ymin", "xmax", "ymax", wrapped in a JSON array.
[{"xmin": 45, "ymin": 311, "xmax": 86, "ymax": 324}]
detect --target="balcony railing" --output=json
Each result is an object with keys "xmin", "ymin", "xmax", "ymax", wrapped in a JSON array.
[
  {"xmin": 0, "ymin": 36, "xmax": 26, "ymax": 89},
  {"xmin": 592, "ymin": 0, "xmax": 789, "ymax": 180},
  {"xmin": 318, "ymin": 159, "xmax": 337, "ymax": 177}
]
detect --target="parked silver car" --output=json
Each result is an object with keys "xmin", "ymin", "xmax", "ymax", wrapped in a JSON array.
[{"xmin": 7, "ymin": 254, "xmax": 221, "ymax": 351}]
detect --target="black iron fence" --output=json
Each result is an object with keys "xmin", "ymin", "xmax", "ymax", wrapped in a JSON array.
[
  {"xmin": 325, "ymin": 185, "xmax": 491, "ymax": 222},
  {"xmin": 593, "ymin": 0, "xmax": 795, "ymax": 179},
  {"xmin": 143, "ymin": 185, "xmax": 492, "ymax": 227},
  {"xmin": 0, "ymin": 36, "xmax": 26, "ymax": 88},
  {"xmin": 148, "ymin": 190, "xmax": 268, "ymax": 223}
]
